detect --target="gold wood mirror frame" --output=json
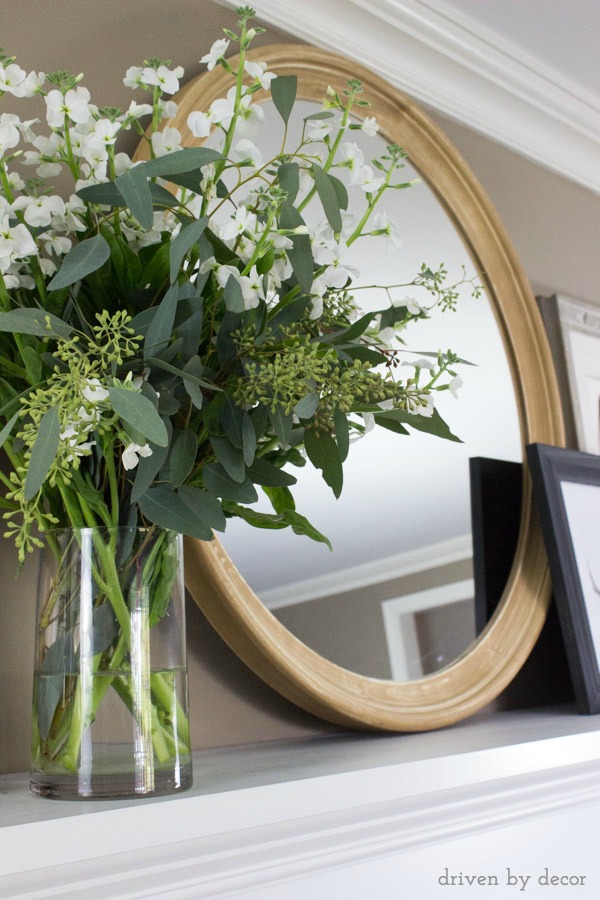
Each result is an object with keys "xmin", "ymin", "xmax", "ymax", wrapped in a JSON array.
[{"xmin": 161, "ymin": 45, "xmax": 564, "ymax": 731}]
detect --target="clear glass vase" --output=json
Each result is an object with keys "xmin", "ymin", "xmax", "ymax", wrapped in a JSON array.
[{"xmin": 30, "ymin": 526, "xmax": 192, "ymax": 799}]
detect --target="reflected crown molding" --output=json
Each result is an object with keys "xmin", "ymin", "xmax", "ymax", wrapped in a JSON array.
[
  {"xmin": 261, "ymin": 535, "xmax": 472, "ymax": 610},
  {"xmin": 218, "ymin": 0, "xmax": 600, "ymax": 194}
]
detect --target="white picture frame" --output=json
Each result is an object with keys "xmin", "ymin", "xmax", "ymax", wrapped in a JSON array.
[{"xmin": 537, "ymin": 294, "xmax": 600, "ymax": 454}]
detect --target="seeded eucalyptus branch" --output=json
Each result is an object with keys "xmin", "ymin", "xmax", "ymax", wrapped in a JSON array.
[{"xmin": 0, "ymin": 7, "xmax": 479, "ymax": 562}]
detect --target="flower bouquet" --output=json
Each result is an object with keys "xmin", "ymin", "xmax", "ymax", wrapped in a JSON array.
[{"xmin": 0, "ymin": 7, "xmax": 478, "ymax": 796}]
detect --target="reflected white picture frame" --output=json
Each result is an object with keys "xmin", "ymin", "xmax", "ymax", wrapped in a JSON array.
[
  {"xmin": 537, "ymin": 294, "xmax": 600, "ymax": 453},
  {"xmin": 527, "ymin": 443, "xmax": 600, "ymax": 714},
  {"xmin": 382, "ymin": 579, "xmax": 475, "ymax": 681}
]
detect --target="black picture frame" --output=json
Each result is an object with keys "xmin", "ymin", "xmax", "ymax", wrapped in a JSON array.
[{"xmin": 527, "ymin": 443, "xmax": 600, "ymax": 714}]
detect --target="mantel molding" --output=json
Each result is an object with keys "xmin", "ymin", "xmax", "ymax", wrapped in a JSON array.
[{"xmin": 218, "ymin": 0, "xmax": 600, "ymax": 194}]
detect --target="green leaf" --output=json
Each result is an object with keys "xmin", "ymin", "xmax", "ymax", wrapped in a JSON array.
[
  {"xmin": 222, "ymin": 503, "xmax": 288, "ymax": 531},
  {"xmin": 281, "ymin": 509, "xmax": 332, "ymax": 549},
  {"xmin": 108, "ymin": 387, "xmax": 168, "ymax": 446},
  {"xmin": 169, "ymin": 428, "xmax": 198, "ymax": 487},
  {"xmin": 304, "ymin": 428, "xmax": 343, "ymax": 498},
  {"xmin": 373, "ymin": 416, "xmax": 409, "ymax": 436},
  {"xmin": 24, "ymin": 406, "xmax": 60, "ymax": 500},
  {"xmin": 169, "ymin": 217, "xmax": 208, "ymax": 284},
  {"xmin": 47, "ymin": 234, "xmax": 111, "ymax": 291},
  {"xmin": 138, "ymin": 485, "xmax": 214, "ymax": 540},
  {"xmin": 247, "ymin": 458, "xmax": 297, "ymax": 487},
  {"xmin": 203, "ymin": 462, "xmax": 258, "ymax": 503},
  {"xmin": 334, "ymin": 408, "xmax": 350, "ymax": 462},
  {"xmin": 0, "ymin": 308, "xmax": 73, "ymax": 339},
  {"xmin": 178, "ymin": 485, "xmax": 226, "ymax": 532},
  {"xmin": 312, "ymin": 163, "xmax": 342, "ymax": 233},
  {"xmin": 137, "ymin": 147, "xmax": 223, "ymax": 178},
  {"xmin": 374, "ymin": 407, "xmax": 463, "ymax": 442},
  {"xmin": 263, "ymin": 484, "xmax": 295, "ymax": 514},
  {"xmin": 210, "ymin": 435, "xmax": 246, "ymax": 483},
  {"xmin": 115, "ymin": 166, "xmax": 154, "ymax": 230},
  {"xmin": 37, "ymin": 634, "xmax": 74, "ymax": 740},
  {"xmin": 183, "ymin": 355, "xmax": 206, "ymax": 409},
  {"xmin": 144, "ymin": 284, "xmax": 178, "ymax": 359},
  {"xmin": 0, "ymin": 411, "xmax": 20, "ymax": 452},
  {"xmin": 271, "ymin": 75, "xmax": 297, "ymax": 125},
  {"xmin": 303, "ymin": 110, "xmax": 334, "ymax": 122}
]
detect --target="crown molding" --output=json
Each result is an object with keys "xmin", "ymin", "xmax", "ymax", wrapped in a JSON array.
[{"xmin": 218, "ymin": 0, "xmax": 600, "ymax": 194}]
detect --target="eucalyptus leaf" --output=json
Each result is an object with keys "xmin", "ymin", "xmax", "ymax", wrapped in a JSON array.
[
  {"xmin": 271, "ymin": 74, "xmax": 297, "ymax": 125},
  {"xmin": 210, "ymin": 435, "xmax": 246, "ymax": 483},
  {"xmin": 247, "ymin": 458, "xmax": 297, "ymax": 487},
  {"xmin": 375, "ymin": 407, "xmax": 463, "ymax": 442},
  {"xmin": 108, "ymin": 387, "xmax": 168, "ymax": 446},
  {"xmin": 241, "ymin": 412, "xmax": 256, "ymax": 467},
  {"xmin": 334, "ymin": 408, "xmax": 350, "ymax": 462},
  {"xmin": 169, "ymin": 217, "xmax": 208, "ymax": 284},
  {"xmin": 144, "ymin": 284, "xmax": 178, "ymax": 359},
  {"xmin": 203, "ymin": 462, "xmax": 258, "ymax": 503},
  {"xmin": 267, "ymin": 405, "xmax": 294, "ymax": 445},
  {"xmin": 178, "ymin": 485, "xmax": 226, "ymax": 532},
  {"xmin": 221, "ymin": 396, "xmax": 245, "ymax": 449},
  {"xmin": 278, "ymin": 204, "xmax": 314, "ymax": 293},
  {"xmin": 169, "ymin": 428, "xmax": 198, "ymax": 487},
  {"xmin": 24, "ymin": 406, "xmax": 60, "ymax": 500},
  {"xmin": 304, "ymin": 428, "xmax": 343, "ymax": 498},
  {"xmin": 47, "ymin": 234, "xmax": 111, "ymax": 291},
  {"xmin": 115, "ymin": 166, "xmax": 154, "ymax": 230},
  {"xmin": 137, "ymin": 147, "xmax": 223, "ymax": 178},
  {"xmin": 293, "ymin": 393, "xmax": 319, "ymax": 420},
  {"xmin": 223, "ymin": 275, "xmax": 245, "ymax": 313},
  {"xmin": 131, "ymin": 420, "xmax": 172, "ymax": 502},
  {"xmin": 0, "ymin": 308, "xmax": 73, "ymax": 339},
  {"xmin": 138, "ymin": 485, "xmax": 214, "ymax": 540},
  {"xmin": 0, "ymin": 411, "xmax": 21, "ymax": 452},
  {"xmin": 277, "ymin": 162, "xmax": 300, "ymax": 205},
  {"xmin": 312, "ymin": 163, "xmax": 343, "ymax": 233}
]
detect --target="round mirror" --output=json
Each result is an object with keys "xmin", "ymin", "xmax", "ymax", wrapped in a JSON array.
[{"xmin": 166, "ymin": 45, "xmax": 564, "ymax": 730}]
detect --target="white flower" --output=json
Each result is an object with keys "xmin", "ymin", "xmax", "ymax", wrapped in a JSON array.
[
  {"xmin": 219, "ymin": 206, "xmax": 257, "ymax": 243},
  {"xmin": 0, "ymin": 113, "xmax": 39, "ymax": 143},
  {"xmin": 372, "ymin": 211, "xmax": 401, "ymax": 252},
  {"xmin": 404, "ymin": 357, "xmax": 434, "ymax": 371},
  {"xmin": 448, "ymin": 375, "xmax": 463, "ymax": 398},
  {"xmin": 355, "ymin": 164, "xmax": 384, "ymax": 194},
  {"xmin": 12, "ymin": 194, "xmax": 66, "ymax": 228},
  {"xmin": 361, "ymin": 116, "xmax": 379, "ymax": 136},
  {"xmin": 0, "ymin": 216, "xmax": 38, "ymax": 273},
  {"xmin": 0, "ymin": 63, "xmax": 35, "ymax": 97},
  {"xmin": 378, "ymin": 326, "xmax": 396, "ymax": 348},
  {"xmin": 210, "ymin": 86, "xmax": 264, "ymax": 136},
  {"xmin": 338, "ymin": 142, "xmax": 364, "ymax": 182},
  {"xmin": 123, "ymin": 100, "xmax": 153, "ymax": 123},
  {"xmin": 86, "ymin": 118, "xmax": 121, "ymax": 150},
  {"xmin": 309, "ymin": 296, "xmax": 323, "ymax": 320},
  {"xmin": 244, "ymin": 60, "xmax": 276, "ymax": 90},
  {"xmin": 306, "ymin": 119, "xmax": 336, "ymax": 142},
  {"xmin": 201, "ymin": 38, "xmax": 230, "ymax": 71},
  {"xmin": 151, "ymin": 126, "xmax": 182, "ymax": 157},
  {"xmin": 392, "ymin": 296, "xmax": 422, "ymax": 315},
  {"xmin": 81, "ymin": 378, "xmax": 109, "ymax": 404},
  {"xmin": 123, "ymin": 66, "xmax": 145, "ymax": 89},
  {"xmin": 45, "ymin": 86, "xmax": 91, "ymax": 127},
  {"xmin": 312, "ymin": 241, "xmax": 360, "ymax": 289},
  {"xmin": 122, "ymin": 442, "xmax": 153, "ymax": 471},
  {"xmin": 0, "ymin": 122, "xmax": 20, "ymax": 159},
  {"xmin": 233, "ymin": 138, "xmax": 262, "ymax": 168},
  {"xmin": 187, "ymin": 109, "xmax": 214, "ymax": 139},
  {"xmin": 142, "ymin": 64, "xmax": 184, "ymax": 96},
  {"xmin": 159, "ymin": 99, "xmax": 178, "ymax": 119}
]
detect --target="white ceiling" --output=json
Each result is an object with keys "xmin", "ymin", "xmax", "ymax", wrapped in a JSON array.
[{"xmin": 437, "ymin": 0, "xmax": 600, "ymax": 98}]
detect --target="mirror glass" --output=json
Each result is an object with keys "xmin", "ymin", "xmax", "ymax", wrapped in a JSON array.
[{"xmin": 214, "ymin": 99, "xmax": 522, "ymax": 680}]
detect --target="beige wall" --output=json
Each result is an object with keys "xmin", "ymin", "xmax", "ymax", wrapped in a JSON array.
[{"xmin": 1, "ymin": 1, "xmax": 600, "ymax": 774}]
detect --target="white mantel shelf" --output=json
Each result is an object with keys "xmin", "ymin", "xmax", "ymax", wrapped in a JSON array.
[{"xmin": 2, "ymin": 707, "xmax": 600, "ymax": 898}]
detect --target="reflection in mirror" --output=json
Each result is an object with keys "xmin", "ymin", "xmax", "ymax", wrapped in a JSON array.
[{"xmin": 214, "ymin": 100, "xmax": 522, "ymax": 679}]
